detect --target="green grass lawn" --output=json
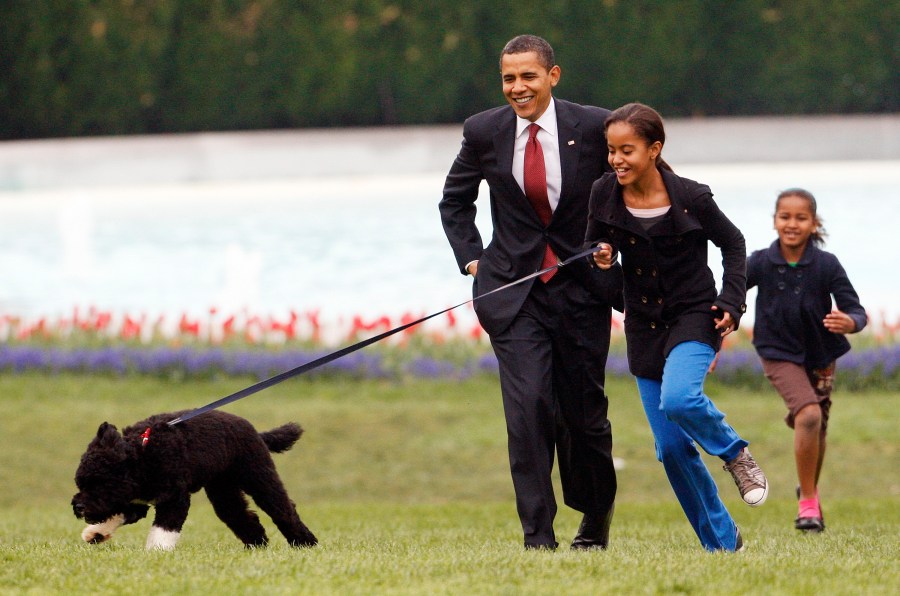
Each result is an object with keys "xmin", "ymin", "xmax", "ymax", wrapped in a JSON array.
[{"xmin": 0, "ymin": 373, "xmax": 897, "ymax": 594}]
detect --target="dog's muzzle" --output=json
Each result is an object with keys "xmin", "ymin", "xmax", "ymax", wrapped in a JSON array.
[
  {"xmin": 72, "ymin": 499, "xmax": 86, "ymax": 519},
  {"xmin": 72, "ymin": 496, "xmax": 108, "ymax": 523}
]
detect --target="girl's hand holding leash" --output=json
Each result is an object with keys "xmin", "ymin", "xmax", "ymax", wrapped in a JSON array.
[{"xmin": 592, "ymin": 243, "xmax": 615, "ymax": 270}]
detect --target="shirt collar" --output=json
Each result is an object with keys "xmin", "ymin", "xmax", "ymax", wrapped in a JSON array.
[{"xmin": 516, "ymin": 98, "xmax": 558, "ymax": 139}]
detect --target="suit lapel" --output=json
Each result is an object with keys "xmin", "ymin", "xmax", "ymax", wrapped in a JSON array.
[
  {"xmin": 493, "ymin": 111, "xmax": 516, "ymax": 178},
  {"xmin": 556, "ymin": 100, "xmax": 582, "ymax": 205},
  {"xmin": 492, "ymin": 109, "xmax": 539, "ymax": 218}
]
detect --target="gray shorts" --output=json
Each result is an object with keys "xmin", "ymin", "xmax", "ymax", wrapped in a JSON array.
[{"xmin": 760, "ymin": 358, "xmax": 834, "ymax": 431}]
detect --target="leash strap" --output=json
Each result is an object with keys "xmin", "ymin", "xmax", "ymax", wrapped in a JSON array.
[{"xmin": 168, "ymin": 246, "xmax": 602, "ymax": 425}]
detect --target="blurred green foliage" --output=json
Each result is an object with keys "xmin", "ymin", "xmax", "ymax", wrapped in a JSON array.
[{"xmin": 1, "ymin": 0, "xmax": 897, "ymax": 139}]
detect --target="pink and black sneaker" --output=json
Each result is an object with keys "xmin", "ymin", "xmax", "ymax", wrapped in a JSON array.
[{"xmin": 795, "ymin": 486, "xmax": 825, "ymax": 532}]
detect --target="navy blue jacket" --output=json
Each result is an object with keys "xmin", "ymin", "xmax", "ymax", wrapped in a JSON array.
[
  {"xmin": 747, "ymin": 240, "xmax": 867, "ymax": 369},
  {"xmin": 585, "ymin": 170, "xmax": 747, "ymax": 379}
]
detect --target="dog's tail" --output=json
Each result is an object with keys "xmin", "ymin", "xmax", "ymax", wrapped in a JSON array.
[{"xmin": 260, "ymin": 423, "xmax": 304, "ymax": 453}]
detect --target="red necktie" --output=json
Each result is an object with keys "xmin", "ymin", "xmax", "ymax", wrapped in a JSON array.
[{"xmin": 524, "ymin": 123, "xmax": 558, "ymax": 282}]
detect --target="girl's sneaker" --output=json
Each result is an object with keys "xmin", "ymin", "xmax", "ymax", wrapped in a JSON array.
[
  {"xmin": 795, "ymin": 486, "xmax": 825, "ymax": 532},
  {"xmin": 795, "ymin": 514, "xmax": 825, "ymax": 532},
  {"xmin": 735, "ymin": 527, "xmax": 745, "ymax": 552},
  {"xmin": 723, "ymin": 448, "xmax": 769, "ymax": 506}
]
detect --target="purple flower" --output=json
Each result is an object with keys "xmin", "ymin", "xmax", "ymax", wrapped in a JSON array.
[{"xmin": 0, "ymin": 344, "xmax": 895, "ymax": 389}]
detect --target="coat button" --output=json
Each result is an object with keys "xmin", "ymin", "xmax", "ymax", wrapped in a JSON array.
[
  {"xmin": 629, "ymin": 237, "xmax": 636, "ymax": 244},
  {"xmin": 777, "ymin": 281, "xmax": 785, "ymax": 290},
  {"xmin": 657, "ymin": 298, "xmax": 663, "ymax": 304},
  {"xmin": 641, "ymin": 296, "xmax": 648, "ymax": 303},
  {"xmin": 778, "ymin": 266, "xmax": 786, "ymax": 274},
  {"xmin": 794, "ymin": 286, "xmax": 801, "ymax": 294},
  {"xmin": 651, "ymin": 269, "xmax": 657, "ymax": 277},
  {"xmin": 636, "ymin": 268, "xmax": 643, "ymax": 275},
  {"xmin": 740, "ymin": 303, "xmax": 747, "ymax": 313},
  {"xmin": 650, "ymin": 322, "xmax": 656, "ymax": 329}
]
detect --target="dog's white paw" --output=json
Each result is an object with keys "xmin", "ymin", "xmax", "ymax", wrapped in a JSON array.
[
  {"xmin": 81, "ymin": 513, "xmax": 126, "ymax": 544},
  {"xmin": 145, "ymin": 526, "xmax": 180, "ymax": 551}
]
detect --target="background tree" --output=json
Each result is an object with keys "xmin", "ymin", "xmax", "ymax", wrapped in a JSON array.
[{"xmin": 0, "ymin": 0, "xmax": 896, "ymax": 139}]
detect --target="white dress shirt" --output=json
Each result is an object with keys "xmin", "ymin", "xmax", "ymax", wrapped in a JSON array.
[{"xmin": 513, "ymin": 98, "xmax": 562, "ymax": 212}]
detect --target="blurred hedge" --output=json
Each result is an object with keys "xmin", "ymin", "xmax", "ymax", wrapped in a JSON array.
[{"xmin": 1, "ymin": 0, "xmax": 897, "ymax": 139}]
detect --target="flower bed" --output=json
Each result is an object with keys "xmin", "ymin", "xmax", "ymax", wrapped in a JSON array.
[
  {"xmin": 0, "ymin": 307, "xmax": 897, "ymax": 390},
  {"xmin": 1, "ymin": 342, "xmax": 896, "ymax": 391}
]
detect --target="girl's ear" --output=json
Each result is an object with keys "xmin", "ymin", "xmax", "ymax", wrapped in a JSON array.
[{"xmin": 649, "ymin": 141, "xmax": 662, "ymax": 160}]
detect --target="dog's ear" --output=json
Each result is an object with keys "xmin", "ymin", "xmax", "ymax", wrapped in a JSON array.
[{"xmin": 95, "ymin": 422, "xmax": 124, "ymax": 448}]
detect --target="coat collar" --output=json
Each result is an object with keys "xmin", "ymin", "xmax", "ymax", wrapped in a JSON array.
[
  {"xmin": 765, "ymin": 239, "xmax": 818, "ymax": 265},
  {"xmin": 599, "ymin": 168, "xmax": 704, "ymax": 237},
  {"xmin": 660, "ymin": 168, "xmax": 704, "ymax": 234}
]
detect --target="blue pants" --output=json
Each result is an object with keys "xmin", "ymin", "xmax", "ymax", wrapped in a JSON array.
[{"xmin": 636, "ymin": 341, "xmax": 748, "ymax": 551}]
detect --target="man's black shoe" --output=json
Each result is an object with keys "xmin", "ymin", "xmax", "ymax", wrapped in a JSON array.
[{"xmin": 570, "ymin": 504, "xmax": 614, "ymax": 550}]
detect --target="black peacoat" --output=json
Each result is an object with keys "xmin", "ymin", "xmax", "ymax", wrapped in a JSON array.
[
  {"xmin": 585, "ymin": 169, "xmax": 747, "ymax": 379},
  {"xmin": 747, "ymin": 240, "xmax": 867, "ymax": 369}
]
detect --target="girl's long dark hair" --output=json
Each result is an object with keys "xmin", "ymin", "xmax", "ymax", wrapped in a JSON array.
[{"xmin": 605, "ymin": 102, "xmax": 674, "ymax": 172}]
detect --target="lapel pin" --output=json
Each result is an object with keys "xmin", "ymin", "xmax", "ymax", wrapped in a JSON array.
[{"xmin": 567, "ymin": 140, "xmax": 575, "ymax": 145}]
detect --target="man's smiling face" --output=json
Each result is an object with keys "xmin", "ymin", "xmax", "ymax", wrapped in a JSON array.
[{"xmin": 501, "ymin": 51, "xmax": 560, "ymax": 122}]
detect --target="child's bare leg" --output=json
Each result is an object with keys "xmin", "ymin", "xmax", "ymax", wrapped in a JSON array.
[
  {"xmin": 794, "ymin": 403, "xmax": 822, "ymax": 499},
  {"xmin": 816, "ymin": 427, "xmax": 827, "ymax": 486}
]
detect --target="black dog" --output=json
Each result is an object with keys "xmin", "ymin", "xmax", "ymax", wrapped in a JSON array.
[{"xmin": 72, "ymin": 410, "xmax": 317, "ymax": 550}]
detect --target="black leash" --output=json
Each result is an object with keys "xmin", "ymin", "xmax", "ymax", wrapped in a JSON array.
[{"xmin": 168, "ymin": 246, "xmax": 602, "ymax": 426}]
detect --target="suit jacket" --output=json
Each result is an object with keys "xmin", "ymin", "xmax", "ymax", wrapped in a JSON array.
[{"xmin": 440, "ymin": 99, "xmax": 622, "ymax": 336}]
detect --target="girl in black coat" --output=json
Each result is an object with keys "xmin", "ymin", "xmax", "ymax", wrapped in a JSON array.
[
  {"xmin": 747, "ymin": 188, "xmax": 867, "ymax": 533},
  {"xmin": 585, "ymin": 103, "xmax": 768, "ymax": 552}
]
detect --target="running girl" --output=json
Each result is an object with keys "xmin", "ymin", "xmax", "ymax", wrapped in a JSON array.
[{"xmin": 747, "ymin": 188, "xmax": 867, "ymax": 532}]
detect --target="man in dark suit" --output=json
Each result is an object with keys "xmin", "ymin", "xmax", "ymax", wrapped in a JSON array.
[{"xmin": 439, "ymin": 34, "xmax": 622, "ymax": 550}]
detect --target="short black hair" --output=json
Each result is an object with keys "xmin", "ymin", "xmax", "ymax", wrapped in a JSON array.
[{"xmin": 500, "ymin": 35, "xmax": 555, "ymax": 71}]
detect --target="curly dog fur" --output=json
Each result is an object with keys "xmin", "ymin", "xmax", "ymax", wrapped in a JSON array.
[{"xmin": 71, "ymin": 410, "xmax": 317, "ymax": 550}]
